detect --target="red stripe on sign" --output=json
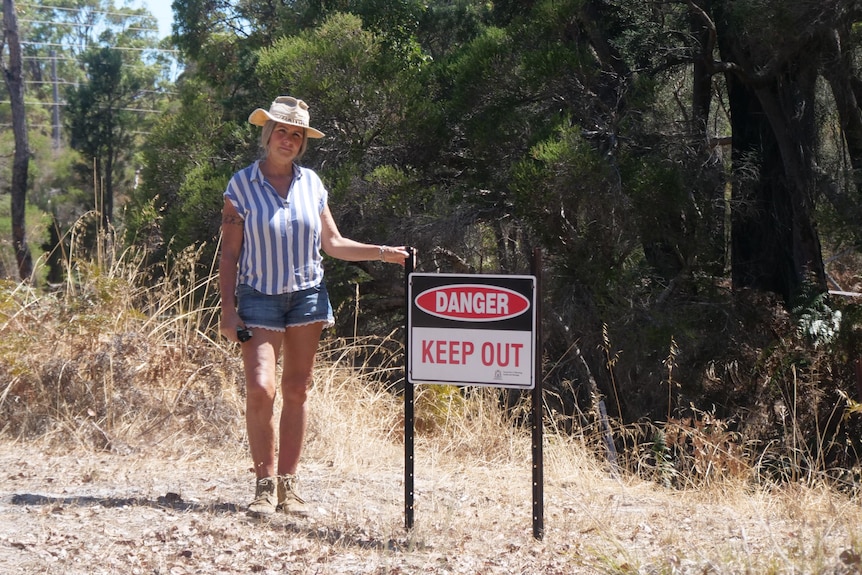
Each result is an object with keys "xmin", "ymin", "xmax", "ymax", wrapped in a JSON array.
[{"xmin": 415, "ymin": 284, "xmax": 530, "ymax": 322}]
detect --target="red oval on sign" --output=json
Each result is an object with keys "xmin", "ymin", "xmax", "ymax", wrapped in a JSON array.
[{"xmin": 415, "ymin": 284, "xmax": 530, "ymax": 322}]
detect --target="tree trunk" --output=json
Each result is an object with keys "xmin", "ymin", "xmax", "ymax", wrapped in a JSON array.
[
  {"xmin": 2, "ymin": 0, "xmax": 33, "ymax": 280},
  {"xmin": 688, "ymin": 0, "xmax": 729, "ymax": 276},
  {"xmin": 723, "ymin": 59, "xmax": 826, "ymax": 302},
  {"xmin": 689, "ymin": 0, "xmax": 713, "ymax": 137},
  {"xmin": 821, "ymin": 22, "xmax": 862, "ymax": 222},
  {"xmin": 104, "ymin": 143, "xmax": 114, "ymax": 230},
  {"xmin": 708, "ymin": 0, "xmax": 827, "ymax": 303}
]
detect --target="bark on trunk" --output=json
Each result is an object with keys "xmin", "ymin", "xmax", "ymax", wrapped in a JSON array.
[
  {"xmin": 822, "ymin": 22, "xmax": 862, "ymax": 222},
  {"xmin": 725, "ymin": 61, "xmax": 826, "ymax": 302},
  {"xmin": 709, "ymin": 0, "xmax": 827, "ymax": 303},
  {"xmin": 2, "ymin": 0, "xmax": 33, "ymax": 280}
]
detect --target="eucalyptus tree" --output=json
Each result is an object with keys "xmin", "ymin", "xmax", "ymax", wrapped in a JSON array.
[
  {"xmin": 149, "ymin": 0, "xmax": 862, "ymax": 470},
  {"xmin": 447, "ymin": 0, "xmax": 862, "ymax": 306},
  {"xmin": 2, "ymin": 0, "xmax": 33, "ymax": 279},
  {"xmin": 139, "ymin": 9, "xmax": 426, "ymax": 333},
  {"xmin": 62, "ymin": 4, "xmax": 164, "ymax": 230},
  {"xmin": 701, "ymin": 0, "xmax": 860, "ymax": 302},
  {"xmin": 408, "ymin": 0, "xmax": 862, "ymax": 428},
  {"xmin": 0, "ymin": 0, "xmax": 167, "ymax": 278}
]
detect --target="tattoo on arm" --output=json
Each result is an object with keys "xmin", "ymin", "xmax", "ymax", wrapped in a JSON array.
[{"xmin": 222, "ymin": 214, "xmax": 244, "ymax": 226}]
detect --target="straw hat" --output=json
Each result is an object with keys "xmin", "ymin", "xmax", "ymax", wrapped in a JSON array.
[{"xmin": 248, "ymin": 96, "xmax": 325, "ymax": 138}]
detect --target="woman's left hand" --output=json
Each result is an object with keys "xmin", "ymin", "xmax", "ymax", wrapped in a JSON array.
[{"xmin": 381, "ymin": 245, "xmax": 411, "ymax": 266}]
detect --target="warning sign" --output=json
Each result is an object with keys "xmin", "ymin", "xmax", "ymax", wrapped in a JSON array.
[{"xmin": 408, "ymin": 273, "xmax": 536, "ymax": 389}]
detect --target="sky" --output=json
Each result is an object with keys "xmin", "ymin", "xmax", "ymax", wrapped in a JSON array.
[
  {"xmin": 141, "ymin": 1, "xmax": 174, "ymax": 39},
  {"xmin": 137, "ymin": 1, "xmax": 181, "ymax": 80}
]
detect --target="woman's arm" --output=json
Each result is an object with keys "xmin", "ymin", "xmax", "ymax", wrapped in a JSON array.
[
  {"xmin": 219, "ymin": 199, "xmax": 245, "ymax": 340},
  {"xmin": 320, "ymin": 205, "xmax": 409, "ymax": 265}
]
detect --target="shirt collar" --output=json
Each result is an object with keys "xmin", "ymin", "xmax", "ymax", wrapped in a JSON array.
[{"xmin": 252, "ymin": 160, "xmax": 303, "ymax": 182}]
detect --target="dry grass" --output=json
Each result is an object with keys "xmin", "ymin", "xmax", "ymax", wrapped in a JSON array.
[{"xmin": 1, "ymin": 236, "xmax": 862, "ymax": 573}]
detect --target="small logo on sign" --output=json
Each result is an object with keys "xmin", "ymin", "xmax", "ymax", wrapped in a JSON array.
[{"xmin": 415, "ymin": 284, "xmax": 530, "ymax": 322}]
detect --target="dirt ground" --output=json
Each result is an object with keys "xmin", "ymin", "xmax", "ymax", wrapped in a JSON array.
[{"xmin": 1, "ymin": 438, "xmax": 861, "ymax": 575}]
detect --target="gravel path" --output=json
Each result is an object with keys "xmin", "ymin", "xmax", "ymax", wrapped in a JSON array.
[{"xmin": 1, "ymin": 441, "xmax": 860, "ymax": 574}]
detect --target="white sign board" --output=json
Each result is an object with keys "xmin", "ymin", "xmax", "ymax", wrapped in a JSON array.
[{"xmin": 408, "ymin": 273, "xmax": 536, "ymax": 389}]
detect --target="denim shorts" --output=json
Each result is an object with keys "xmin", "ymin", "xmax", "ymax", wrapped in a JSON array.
[{"xmin": 236, "ymin": 282, "xmax": 335, "ymax": 331}]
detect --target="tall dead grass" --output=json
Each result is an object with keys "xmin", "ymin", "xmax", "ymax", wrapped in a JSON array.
[
  {"xmin": 0, "ymin": 222, "xmax": 856, "ymax": 483},
  {"xmin": 0, "ymin": 221, "xmax": 240, "ymax": 450},
  {"xmin": 0, "ymin": 223, "xmax": 856, "ymax": 479},
  {"xmin": 0, "ymin": 223, "xmax": 545, "ymax": 466},
  {"xmin": 2, "ymin": 226, "xmax": 862, "ymax": 573}
]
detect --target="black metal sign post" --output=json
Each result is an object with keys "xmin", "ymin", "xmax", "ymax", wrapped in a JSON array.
[
  {"xmin": 403, "ymin": 248, "xmax": 544, "ymax": 539},
  {"xmin": 531, "ymin": 248, "xmax": 544, "ymax": 540},
  {"xmin": 404, "ymin": 249, "xmax": 415, "ymax": 531}
]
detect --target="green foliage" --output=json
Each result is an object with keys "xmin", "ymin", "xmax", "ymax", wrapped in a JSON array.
[
  {"xmin": 792, "ymin": 286, "xmax": 843, "ymax": 349},
  {"xmin": 171, "ymin": 0, "xmax": 236, "ymax": 60},
  {"xmin": 364, "ymin": 165, "xmax": 424, "ymax": 217},
  {"xmin": 415, "ymin": 385, "xmax": 467, "ymax": 434},
  {"xmin": 650, "ymin": 428, "xmax": 675, "ymax": 488},
  {"xmin": 256, "ymin": 13, "xmax": 382, "ymax": 110},
  {"xmin": 127, "ymin": 79, "xmax": 249, "ymax": 258},
  {"xmin": 602, "ymin": 0, "xmax": 689, "ymax": 72},
  {"xmin": 342, "ymin": 0, "xmax": 427, "ymax": 62},
  {"xmin": 167, "ymin": 162, "xmax": 232, "ymax": 253},
  {"xmin": 135, "ymin": 0, "xmax": 862, "ymax": 481},
  {"xmin": 444, "ymin": 26, "xmax": 519, "ymax": 148},
  {"xmin": 0, "ymin": 196, "xmax": 51, "ymax": 281},
  {"xmin": 11, "ymin": 0, "xmax": 171, "ymax": 265},
  {"xmin": 256, "ymin": 12, "xmax": 420, "ymax": 166},
  {"xmin": 416, "ymin": 0, "xmax": 492, "ymax": 60},
  {"xmin": 511, "ymin": 122, "xmax": 638, "ymax": 289},
  {"xmin": 66, "ymin": 47, "xmax": 134, "ymax": 158},
  {"xmin": 620, "ymin": 154, "xmax": 693, "ymax": 277}
]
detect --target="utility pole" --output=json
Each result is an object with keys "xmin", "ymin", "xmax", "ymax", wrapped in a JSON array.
[{"xmin": 51, "ymin": 50, "xmax": 60, "ymax": 150}]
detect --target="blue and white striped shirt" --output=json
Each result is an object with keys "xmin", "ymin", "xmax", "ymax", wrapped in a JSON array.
[{"xmin": 224, "ymin": 160, "xmax": 328, "ymax": 294}]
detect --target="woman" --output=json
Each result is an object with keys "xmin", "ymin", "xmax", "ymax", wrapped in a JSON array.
[{"xmin": 219, "ymin": 96, "xmax": 409, "ymax": 515}]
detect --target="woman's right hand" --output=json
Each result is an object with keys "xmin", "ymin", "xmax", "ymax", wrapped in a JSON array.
[{"xmin": 220, "ymin": 310, "xmax": 243, "ymax": 343}]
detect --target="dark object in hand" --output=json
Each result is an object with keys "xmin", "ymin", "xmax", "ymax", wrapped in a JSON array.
[{"xmin": 237, "ymin": 327, "xmax": 253, "ymax": 343}]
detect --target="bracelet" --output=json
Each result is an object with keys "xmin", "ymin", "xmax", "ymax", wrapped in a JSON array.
[{"xmin": 379, "ymin": 245, "xmax": 387, "ymax": 261}]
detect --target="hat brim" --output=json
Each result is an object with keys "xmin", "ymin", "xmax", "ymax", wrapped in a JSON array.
[{"xmin": 248, "ymin": 108, "xmax": 325, "ymax": 138}]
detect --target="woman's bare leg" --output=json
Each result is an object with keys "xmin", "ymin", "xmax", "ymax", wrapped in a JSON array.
[
  {"xmin": 242, "ymin": 328, "xmax": 283, "ymax": 479},
  {"xmin": 277, "ymin": 322, "xmax": 324, "ymax": 475}
]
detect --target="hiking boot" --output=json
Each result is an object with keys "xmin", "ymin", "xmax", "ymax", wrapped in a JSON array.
[
  {"xmin": 277, "ymin": 474, "xmax": 306, "ymax": 514},
  {"xmin": 247, "ymin": 476, "xmax": 277, "ymax": 516}
]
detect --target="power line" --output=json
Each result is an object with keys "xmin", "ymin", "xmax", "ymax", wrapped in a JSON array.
[
  {"xmin": 22, "ymin": 55, "xmax": 176, "ymax": 69},
  {"xmin": 18, "ymin": 2, "xmax": 162, "ymax": 22},
  {"xmin": 25, "ymin": 80, "xmax": 86, "ymax": 85},
  {"xmin": 0, "ymin": 124, "xmax": 154, "ymax": 134},
  {"xmin": 0, "ymin": 101, "xmax": 164, "ymax": 113},
  {"xmin": 22, "ymin": 41, "xmax": 178, "ymax": 54},
  {"xmin": 16, "ymin": 5, "xmax": 183, "ymax": 83},
  {"xmin": 19, "ymin": 18, "xmax": 159, "ymax": 33},
  {"xmin": 22, "ymin": 55, "xmax": 79, "ymax": 61},
  {"xmin": 23, "ymin": 82, "xmax": 177, "ymax": 96}
]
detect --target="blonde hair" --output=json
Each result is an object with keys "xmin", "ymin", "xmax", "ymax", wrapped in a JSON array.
[{"xmin": 260, "ymin": 120, "xmax": 308, "ymax": 160}]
